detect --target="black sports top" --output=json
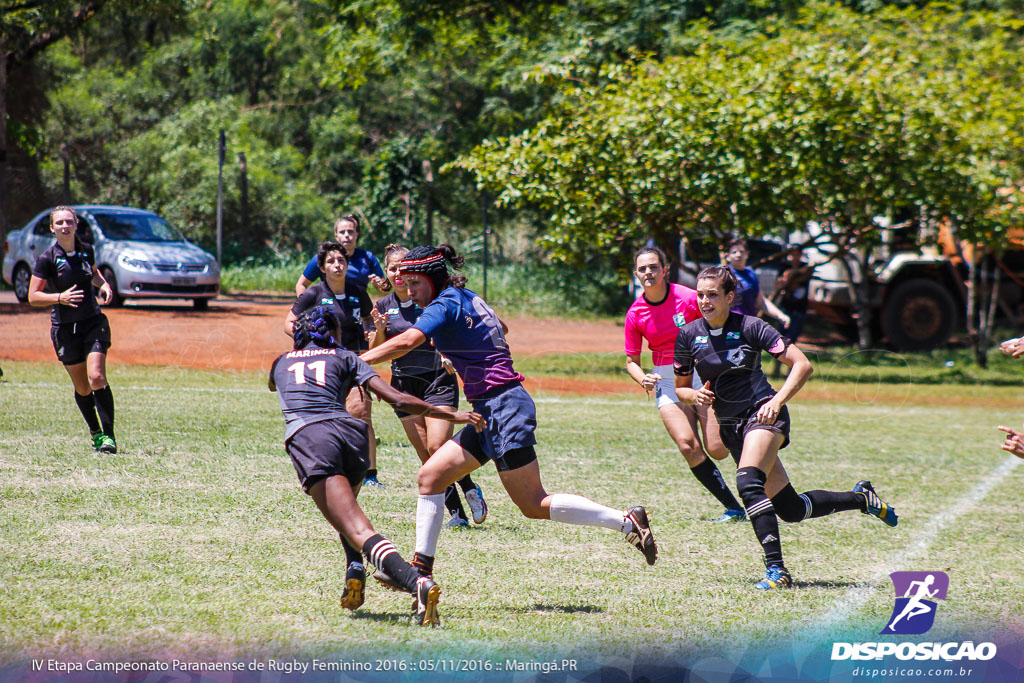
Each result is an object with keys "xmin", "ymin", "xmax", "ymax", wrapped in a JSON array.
[
  {"xmin": 32, "ymin": 241, "xmax": 101, "ymax": 325},
  {"xmin": 270, "ymin": 344, "xmax": 378, "ymax": 441},
  {"xmin": 373, "ymin": 291, "xmax": 444, "ymax": 377},
  {"xmin": 291, "ymin": 281, "xmax": 372, "ymax": 352},
  {"xmin": 674, "ymin": 313, "xmax": 788, "ymax": 421}
]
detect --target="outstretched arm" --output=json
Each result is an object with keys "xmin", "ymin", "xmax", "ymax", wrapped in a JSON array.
[
  {"xmin": 365, "ymin": 375, "xmax": 481, "ymax": 429},
  {"xmin": 360, "ymin": 327, "xmax": 427, "ymax": 365}
]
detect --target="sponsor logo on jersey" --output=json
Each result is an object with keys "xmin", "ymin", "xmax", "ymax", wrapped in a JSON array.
[
  {"xmin": 726, "ymin": 348, "xmax": 745, "ymax": 365},
  {"xmin": 320, "ymin": 298, "xmax": 334, "ymax": 305},
  {"xmin": 56, "ymin": 257, "xmax": 67, "ymax": 268},
  {"xmin": 695, "ymin": 335, "xmax": 709, "ymax": 345},
  {"xmin": 387, "ymin": 308, "xmax": 400, "ymax": 316},
  {"xmin": 672, "ymin": 313, "xmax": 687, "ymax": 327},
  {"xmin": 727, "ymin": 331, "xmax": 741, "ymax": 341},
  {"xmin": 465, "ymin": 315, "xmax": 474, "ymax": 328}
]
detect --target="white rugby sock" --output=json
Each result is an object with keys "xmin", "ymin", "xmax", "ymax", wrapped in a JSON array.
[
  {"xmin": 415, "ymin": 493, "xmax": 445, "ymax": 556},
  {"xmin": 548, "ymin": 493, "xmax": 629, "ymax": 532}
]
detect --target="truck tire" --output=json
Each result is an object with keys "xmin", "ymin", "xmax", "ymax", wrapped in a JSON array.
[{"xmin": 882, "ymin": 279, "xmax": 957, "ymax": 351}]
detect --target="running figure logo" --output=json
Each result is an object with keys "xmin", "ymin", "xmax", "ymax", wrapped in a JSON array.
[{"xmin": 881, "ymin": 571, "xmax": 949, "ymax": 635}]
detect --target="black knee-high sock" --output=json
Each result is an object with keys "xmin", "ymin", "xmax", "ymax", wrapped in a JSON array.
[
  {"xmin": 73, "ymin": 391, "xmax": 101, "ymax": 433},
  {"xmin": 340, "ymin": 533, "xmax": 363, "ymax": 568},
  {"xmin": 691, "ymin": 458, "xmax": 743, "ymax": 511},
  {"xmin": 803, "ymin": 490, "xmax": 863, "ymax": 517},
  {"xmin": 92, "ymin": 386, "xmax": 115, "ymax": 440},
  {"xmin": 456, "ymin": 475, "xmax": 476, "ymax": 494},
  {"xmin": 444, "ymin": 484, "xmax": 467, "ymax": 518},
  {"xmin": 362, "ymin": 534, "xmax": 421, "ymax": 593},
  {"xmin": 737, "ymin": 466, "xmax": 784, "ymax": 567}
]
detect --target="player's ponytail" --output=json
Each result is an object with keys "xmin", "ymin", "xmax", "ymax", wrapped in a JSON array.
[{"xmin": 437, "ymin": 244, "xmax": 467, "ymax": 289}]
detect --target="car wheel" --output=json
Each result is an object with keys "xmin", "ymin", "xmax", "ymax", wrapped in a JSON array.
[
  {"xmin": 193, "ymin": 298, "xmax": 209, "ymax": 310},
  {"xmin": 100, "ymin": 267, "xmax": 123, "ymax": 308},
  {"xmin": 13, "ymin": 263, "xmax": 32, "ymax": 302},
  {"xmin": 882, "ymin": 279, "xmax": 957, "ymax": 351}
]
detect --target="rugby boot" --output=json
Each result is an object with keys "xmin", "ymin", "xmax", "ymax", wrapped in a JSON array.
[
  {"xmin": 339, "ymin": 562, "xmax": 365, "ymax": 610},
  {"xmin": 755, "ymin": 563, "xmax": 793, "ymax": 590},
  {"xmin": 624, "ymin": 505, "xmax": 658, "ymax": 566},
  {"xmin": 413, "ymin": 576, "xmax": 441, "ymax": 627},
  {"xmin": 464, "ymin": 485, "xmax": 488, "ymax": 524},
  {"xmin": 853, "ymin": 480, "xmax": 898, "ymax": 527}
]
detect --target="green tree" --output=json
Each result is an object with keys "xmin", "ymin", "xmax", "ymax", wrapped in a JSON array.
[{"xmin": 457, "ymin": 3, "xmax": 1024, "ymax": 346}]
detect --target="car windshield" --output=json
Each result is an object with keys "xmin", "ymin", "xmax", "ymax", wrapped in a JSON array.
[{"xmin": 90, "ymin": 212, "xmax": 186, "ymax": 242}]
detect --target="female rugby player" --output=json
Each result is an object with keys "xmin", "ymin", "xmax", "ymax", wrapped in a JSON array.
[
  {"xmin": 624, "ymin": 246, "xmax": 745, "ymax": 522},
  {"xmin": 27, "ymin": 206, "xmax": 118, "ymax": 453},
  {"xmin": 361, "ymin": 245, "xmax": 657, "ymax": 587},
  {"xmin": 286, "ymin": 241, "xmax": 382, "ymax": 486},
  {"xmin": 270, "ymin": 306, "xmax": 483, "ymax": 625},
  {"xmin": 674, "ymin": 266, "xmax": 898, "ymax": 590},
  {"xmin": 369, "ymin": 244, "xmax": 488, "ymax": 527}
]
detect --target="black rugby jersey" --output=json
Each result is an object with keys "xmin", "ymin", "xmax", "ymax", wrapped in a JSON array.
[
  {"xmin": 32, "ymin": 241, "xmax": 101, "ymax": 325},
  {"xmin": 270, "ymin": 345, "xmax": 378, "ymax": 440},
  {"xmin": 291, "ymin": 281, "xmax": 372, "ymax": 351},
  {"xmin": 674, "ymin": 313, "xmax": 788, "ymax": 421},
  {"xmin": 374, "ymin": 292, "xmax": 443, "ymax": 377}
]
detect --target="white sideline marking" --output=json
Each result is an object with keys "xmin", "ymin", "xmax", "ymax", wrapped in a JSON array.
[{"xmin": 814, "ymin": 455, "xmax": 1022, "ymax": 631}]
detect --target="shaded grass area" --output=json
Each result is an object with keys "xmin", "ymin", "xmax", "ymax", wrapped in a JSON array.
[{"xmin": 0, "ymin": 360, "xmax": 1022, "ymax": 664}]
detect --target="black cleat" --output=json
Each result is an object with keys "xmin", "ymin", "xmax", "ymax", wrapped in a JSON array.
[
  {"xmin": 413, "ymin": 576, "xmax": 441, "ymax": 627},
  {"xmin": 624, "ymin": 505, "xmax": 658, "ymax": 566}
]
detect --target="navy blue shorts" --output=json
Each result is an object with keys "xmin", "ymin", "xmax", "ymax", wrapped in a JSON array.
[
  {"xmin": 286, "ymin": 418, "xmax": 369, "ymax": 492},
  {"xmin": 390, "ymin": 370, "xmax": 458, "ymax": 419},
  {"xmin": 50, "ymin": 314, "xmax": 111, "ymax": 365},
  {"xmin": 719, "ymin": 404, "xmax": 791, "ymax": 464},
  {"xmin": 452, "ymin": 382, "xmax": 538, "ymax": 471}
]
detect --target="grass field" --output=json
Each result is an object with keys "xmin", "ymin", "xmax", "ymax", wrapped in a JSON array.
[{"xmin": 1, "ymin": 359, "xmax": 1022, "ymax": 674}]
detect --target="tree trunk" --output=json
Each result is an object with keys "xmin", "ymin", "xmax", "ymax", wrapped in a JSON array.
[
  {"xmin": 973, "ymin": 256, "xmax": 1002, "ymax": 368},
  {"xmin": 839, "ymin": 249, "xmax": 874, "ymax": 349}
]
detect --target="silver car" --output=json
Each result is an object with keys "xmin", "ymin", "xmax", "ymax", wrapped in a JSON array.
[{"xmin": 3, "ymin": 205, "xmax": 219, "ymax": 309}]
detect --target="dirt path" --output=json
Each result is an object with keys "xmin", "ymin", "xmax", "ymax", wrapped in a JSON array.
[{"xmin": 0, "ymin": 295, "xmax": 626, "ymax": 374}]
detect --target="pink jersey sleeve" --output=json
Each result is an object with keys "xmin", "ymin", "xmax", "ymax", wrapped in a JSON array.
[
  {"xmin": 623, "ymin": 304, "xmax": 643, "ymax": 356},
  {"xmin": 676, "ymin": 284, "xmax": 702, "ymax": 324}
]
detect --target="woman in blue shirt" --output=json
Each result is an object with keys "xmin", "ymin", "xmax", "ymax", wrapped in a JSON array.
[
  {"xmin": 724, "ymin": 238, "xmax": 790, "ymax": 327},
  {"xmin": 361, "ymin": 245, "xmax": 657, "ymax": 587}
]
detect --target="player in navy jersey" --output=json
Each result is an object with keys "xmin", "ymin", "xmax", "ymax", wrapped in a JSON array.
[
  {"xmin": 285, "ymin": 241, "xmax": 383, "ymax": 487},
  {"xmin": 673, "ymin": 266, "xmax": 899, "ymax": 590},
  {"xmin": 270, "ymin": 306, "xmax": 482, "ymax": 625},
  {"xmin": 293, "ymin": 215, "xmax": 386, "ymax": 333},
  {"xmin": 369, "ymin": 244, "xmax": 488, "ymax": 528},
  {"xmin": 360, "ymin": 244, "xmax": 657, "ymax": 588},
  {"xmin": 27, "ymin": 206, "xmax": 118, "ymax": 453}
]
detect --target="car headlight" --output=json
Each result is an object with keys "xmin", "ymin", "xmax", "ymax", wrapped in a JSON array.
[{"xmin": 119, "ymin": 254, "xmax": 152, "ymax": 270}]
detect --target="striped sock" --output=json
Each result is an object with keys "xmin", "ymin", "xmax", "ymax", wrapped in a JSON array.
[{"xmin": 362, "ymin": 534, "xmax": 420, "ymax": 594}]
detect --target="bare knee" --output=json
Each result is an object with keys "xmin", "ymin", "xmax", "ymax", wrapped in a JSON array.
[
  {"xmin": 88, "ymin": 373, "xmax": 107, "ymax": 391},
  {"xmin": 675, "ymin": 439, "xmax": 705, "ymax": 464},
  {"xmin": 417, "ymin": 467, "xmax": 447, "ymax": 495}
]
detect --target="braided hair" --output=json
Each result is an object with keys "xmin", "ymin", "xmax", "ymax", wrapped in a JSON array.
[{"xmin": 292, "ymin": 306, "xmax": 342, "ymax": 350}]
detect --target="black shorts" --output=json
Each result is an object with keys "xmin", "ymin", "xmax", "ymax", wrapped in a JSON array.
[
  {"xmin": 719, "ymin": 404, "xmax": 791, "ymax": 464},
  {"xmin": 286, "ymin": 418, "xmax": 369, "ymax": 492},
  {"xmin": 390, "ymin": 370, "xmax": 459, "ymax": 418},
  {"xmin": 50, "ymin": 314, "xmax": 111, "ymax": 365}
]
